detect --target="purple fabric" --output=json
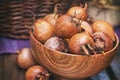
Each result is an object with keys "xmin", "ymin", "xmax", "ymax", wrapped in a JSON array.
[
  {"xmin": 0, "ymin": 37, "xmax": 30, "ymax": 54},
  {"xmin": 0, "ymin": 27, "xmax": 120, "ymax": 54},
  {"xmin": 114, "ymin": 27, "xmax": 120, "ymax": 41}
]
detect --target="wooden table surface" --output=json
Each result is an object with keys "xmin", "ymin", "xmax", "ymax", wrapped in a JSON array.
[{"xmin": 0, "ymin": 45, "xmax": 120, "ymax": 80}]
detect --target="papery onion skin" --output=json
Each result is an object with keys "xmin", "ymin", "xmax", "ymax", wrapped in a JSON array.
[
  {"xmin": 55, "ymin": 14, "xmax": 81, "ymax": 39},
  {"xmin": 69, "ymin": 32, "xmax": 94, "ymax": 55},
  {"xmin": 92, "ymin": 20, "xmax": 115, "ymax": 42},
  {"xmin": 33, "ymin": 19, "xmax": 54, "ymax": 43}
]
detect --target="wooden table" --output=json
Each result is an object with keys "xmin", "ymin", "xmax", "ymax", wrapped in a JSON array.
[{"xmin": 0, "ymin": 45, "xmax": 120, "ymax": 80}]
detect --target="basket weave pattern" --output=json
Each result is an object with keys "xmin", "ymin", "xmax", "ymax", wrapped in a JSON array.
[{"xmin": 0, "ymin": 0, "xmax": 82, "ymax": 39}]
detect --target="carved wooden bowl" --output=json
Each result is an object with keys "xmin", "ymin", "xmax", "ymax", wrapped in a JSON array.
[{"xmin": 30, "ymin": 32, "xmax": 119, "ymax": 79}]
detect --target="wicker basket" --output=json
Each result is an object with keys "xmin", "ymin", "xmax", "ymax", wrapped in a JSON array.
[{"xmin": 0, "ymin": 0, "xmax": 82, "ymax": 39}]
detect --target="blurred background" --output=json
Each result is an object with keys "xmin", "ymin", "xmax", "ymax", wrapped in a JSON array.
[
  {"xmin": 0, "ymin": 0, "xmax": 120, "ymax": 39},
  {"xmin": 87, "ymin": 0, "xmax": 120, "ymax": 27}
]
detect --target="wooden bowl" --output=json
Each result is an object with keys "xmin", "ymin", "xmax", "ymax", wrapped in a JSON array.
[{"xmin": 30, "ymin": 32, "xmax": 119, "ymax": 79}]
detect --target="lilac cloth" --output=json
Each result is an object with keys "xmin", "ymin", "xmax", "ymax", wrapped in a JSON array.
[
  {"xmin": 114, "ymin": 27, "xmax": 120, "ymax": 41},
  {"xmin": 0, "ymin": 27, "xmax": 120, "ymax": 54},
  {"xmin": 0, "ymin": 37, "xmax": 30, "ymax": 54}
]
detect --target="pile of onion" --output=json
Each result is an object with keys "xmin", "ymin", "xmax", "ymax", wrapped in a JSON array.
[
  {"xmin": 67, "ymin": 20, "xmax": 115, "ymax": 55},
  {"xmin": 32, "ymin": 2, "xmax": 116, "ymax": 55}
]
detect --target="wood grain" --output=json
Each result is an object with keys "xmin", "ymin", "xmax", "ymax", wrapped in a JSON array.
[
  {"xmin": 0, "ymin": 44, "xmax": 119, "ymax": 80},
  {"xmin": 30, "ymin": 32, "xmax": 119, "ymax": 79},
  {"xmin": 0, "ymin": 54, "xmax": 26, "ymax": 80}
]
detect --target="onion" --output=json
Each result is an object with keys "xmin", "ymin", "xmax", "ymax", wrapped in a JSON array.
[
  {"xmin": 25, "ymin": 65, "xmax": 49, "ymax": 80},
  {"xmin": 44, "ymin": 3, "xmax": 61, "ymax": 26},
  {"xmin": 92, "ymin": 32, "xmax": 113, "ymax": 52},
  {"xmin": 55, "ymin": 14, "xmax": 81, "ymax": 39},
  {"xmin": 80, "ymin": 20, "xmax": 93, "ymax": 34},
  {"xmin": 67, "ymin": 2, "xmax": 88, "ymax": 20},
  {"xmin": 92, "ymin": 20, "xmax": 115, "ymax": 42},
  {"xmin": 44, "ymin": 13, "xmax": 60, "ymax": 26},
  {"xmin": 69, "ymin": 32, "xmax": 94, "ymax": 55},
  {"xmin": 44, "ymin": 36, "xmax": 69, "ymax": 53},
  {"xmin": 17, "ymin": 48, "xmax": 36, "ymax": 69},
  {"xmin": 33, "ymin": 19, "xmax": 54, "ymax": 43}
]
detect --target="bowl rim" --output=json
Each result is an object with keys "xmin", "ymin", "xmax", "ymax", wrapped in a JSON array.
[{"xmin": 30, "ymin": 32, "xmax": 119, "ymax": 57}]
